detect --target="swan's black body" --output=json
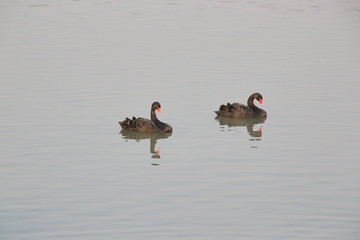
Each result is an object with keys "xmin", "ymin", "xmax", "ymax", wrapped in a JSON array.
[
  {"xmin": 119, "ymin": 102, "xmax": 173, "ymax": 133},
  {"xmin": 215, "ymin": 93, "xmax": 267, "ymax": 118}
]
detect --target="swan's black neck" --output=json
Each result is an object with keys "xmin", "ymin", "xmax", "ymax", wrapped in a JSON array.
[
  {"xmin": 247, "ymin": 93, "xmax": 267, "ymax": 118},
  {"xmin": 151, "ymin": 108, "xmax": 166, "ymax": 129},
  {"xmin": 247, "ymin": 95, "xmax": 259, "ymax": 110},
  {"xmin": 151, "ymin": 108, "xmax": 158, "ymax": 122},
  {"xmin": 149, "ymin": 102, "xmax": 172, "ymax": 132}
]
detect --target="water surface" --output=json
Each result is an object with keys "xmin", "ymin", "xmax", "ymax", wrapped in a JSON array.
[{"xmin": 1, "ymin": 1, "xmax": 360, "ymax": 239}]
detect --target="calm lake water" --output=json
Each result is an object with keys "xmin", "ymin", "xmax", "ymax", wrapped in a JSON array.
[{"xmin": 1, "ymin": 1, "xmax": 360, "ymax": 239}]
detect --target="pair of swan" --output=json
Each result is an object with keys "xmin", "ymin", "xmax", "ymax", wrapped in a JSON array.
[{"xmin": 119, "ymin": 93, "xmax": 267, "ymax": 133}]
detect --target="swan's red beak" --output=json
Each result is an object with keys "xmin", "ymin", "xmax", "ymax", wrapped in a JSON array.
[
  {"xmin": 258, "ymin": 99, "xmax": 263, "ymax": 106},
  {"xmin": 156, "ymin": 108, "xmax": 162, "ymax": 114}
]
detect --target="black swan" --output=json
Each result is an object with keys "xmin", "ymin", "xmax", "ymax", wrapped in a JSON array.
[
  {"xmin": 215, "ymin": 93, "xmax": 267, "ymax": 118},
  {"xmin": 119, "ymin": 102, "xmax": 173, "ymax": 133}
]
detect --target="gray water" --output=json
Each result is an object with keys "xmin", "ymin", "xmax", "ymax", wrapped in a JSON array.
[{"xmin": 1, "ymin": 1, "xmax": 360, "ymax": 239}]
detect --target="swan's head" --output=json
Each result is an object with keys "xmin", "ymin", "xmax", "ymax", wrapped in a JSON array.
[
  {"xmin": 253, "ymin": 93, "xmax": 263, "ymax": 105},
  {"xmin": 152, "ymin": 102, "xmax": 162, "ymax": 113}
]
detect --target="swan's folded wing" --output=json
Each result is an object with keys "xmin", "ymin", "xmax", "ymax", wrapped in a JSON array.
[{"xmin": 132, "ymin": 118, "xmax": 156, "ymax": 131}]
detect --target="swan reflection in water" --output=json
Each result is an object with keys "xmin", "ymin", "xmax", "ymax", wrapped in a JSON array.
[
  {"xmin": 215, "ymin": 116, "xmax": 265, "ymax": 140},
  {"xmin": 120, "ymin": 130, "xmax": 172, "ymax": 162}
]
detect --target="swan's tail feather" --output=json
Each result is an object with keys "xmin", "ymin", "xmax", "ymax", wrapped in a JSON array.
[{"xmin": 119, "ymin": 117, "xmax": 136, "ymax": 129}]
